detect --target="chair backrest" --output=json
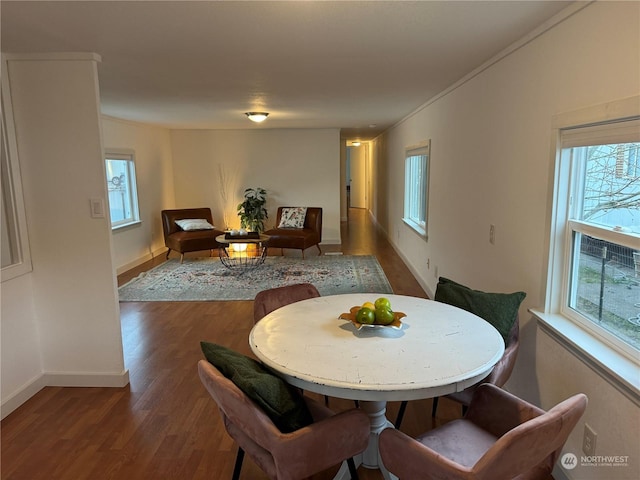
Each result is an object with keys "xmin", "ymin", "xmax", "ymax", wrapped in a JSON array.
[
  {"xmin": 253, "ymin": 283, "xmax": 320, "ymax": 323},
  {"xmin": 275, "ymin": 207, "xmax": 322, "ymax": 239},
  {"xmin": 381, "ymin": 384, "xmax": 587, "ymax": 480},
  {"xmin": 161, "ymin": 208, "xmax": 214, "ymax": 239},
  {"xmin": 198, "ymin": 359, "xmax": 370, "ymax": 480},
  {"xmin": 484, "ymin": 315, "xmax": 519, "ymax": 387},
  {"xmin": 198, "ymin": 360, "xmax": 281, "ymax": 460},
  {"xmin": 473, "ymin": 386, "xmax": 588, "ymax": 480}
]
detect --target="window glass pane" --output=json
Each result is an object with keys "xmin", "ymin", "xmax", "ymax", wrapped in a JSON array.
[
  {"xmin": 573, "ymin": 142, "xmax": 640, "ymax": 233},
  {"xmin": 569, "ymin": 232, "xmax": 640, "ymax": 349},
  {"xmin": 105, "ymin": 154, "xmax": 139, "ymax": 228}
]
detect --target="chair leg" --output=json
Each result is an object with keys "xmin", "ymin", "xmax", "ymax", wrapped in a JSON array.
[
  {"xmin": 232, "ymin": 446, "xmax": 244, "ymax": 480},
  {"xmin": 395, "ymin": 400, "xmax": 407, "ymax": 428},
  {"xmin": 431, "ymin": 396, "xmax": 439, "ymax": 417},
  {"xmin": 462, "ymin": 404, "xmax": 468, "ymax": 416},
  {"xmin": 166, "ymin": 248, "xmax": 171, "ymax": 259},
  {"xmin": 347, "ymin": 457, "xmax": 359, "ymax": 480},
  {"xmin": 316, "ymin": 244, "xmax": 322, "ymax": 255},
  {"xmin": 180, "ymin": 253, "xmax": 184, "ymax": 263}
]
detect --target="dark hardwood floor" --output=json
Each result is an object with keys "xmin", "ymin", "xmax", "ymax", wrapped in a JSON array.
[{"xmin": 0, "ymin": 208, "xmax": 525, "ymax": 479}]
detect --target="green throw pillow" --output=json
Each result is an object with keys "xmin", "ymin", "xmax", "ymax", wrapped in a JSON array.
[
  {"xmin": 200, "ymin": 342, "xmax": 313, "ymax": 433},
  {"xmin": 434, "ymin": 277, "xmax": 526, "ymax": 343}
]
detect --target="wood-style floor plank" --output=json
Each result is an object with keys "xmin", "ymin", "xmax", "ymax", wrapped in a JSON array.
[{"xmin": 1, "ymin": 208, "xmax": 551, "ymax": 479}]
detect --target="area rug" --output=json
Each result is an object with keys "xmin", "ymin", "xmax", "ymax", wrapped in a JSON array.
[{"xmin": 118, "ymin": 255, "xmax": 393, "ymax": 301}]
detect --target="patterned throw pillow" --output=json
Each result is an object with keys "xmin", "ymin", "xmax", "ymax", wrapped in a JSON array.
[
  {"xmin": 175, "ymin": 219, "xmax": 215, "ymax": 231},
  {"xmin": 277, "ymin": 207, "xmax": 307, "ymax": 229}
]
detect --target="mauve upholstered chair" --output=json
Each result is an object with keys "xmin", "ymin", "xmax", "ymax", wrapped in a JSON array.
[
  {"xmin": 395, "ymin": 316, "xmax": 520, "ymax": 428},
  {"xmin": 253, "ymin": 283, "xmax": 336, "ymax": 406},
  {"xmin": 253, "ymin": 283, "xmax": 321, "ymax": 324},
  {"xmin": 380, "ymin": 384, "xmax": 587, "ymax": 480},
  {"xmin": 198, "ymin": 360, "xmax": 369, "ymax": 480}
]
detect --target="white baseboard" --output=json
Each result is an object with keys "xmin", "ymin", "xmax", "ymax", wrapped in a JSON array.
[
  {"xmin": 1, "ymin": 373, "xmax": 46, "ymax": 420},
  {"xmin": 1, "ymin": 369, "xmax": 130, "ymax": 420},
  {"xmin": 368, "ymin": 211, "xmax": 433, "ymax": 298},
  {"xmin": 44, "ymin": 369, "xmax": 130, "ymax": 388},
  {"xmin": 116, "ymin": 247, "xmax": 166, "ymax": 275}
]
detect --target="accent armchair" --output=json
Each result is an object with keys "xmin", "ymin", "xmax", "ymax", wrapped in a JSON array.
[
  {"xmin": 198, "ymin": 359, "xmax": 369, "ymax": 480},
  {"xmin": 264, "ymin": 207, "xmax": 322, "ymax": 258},
  {"xmin": 161, "ymin": 208, "xmax": 224, "ymax": 262},
  {"xmin": 380, "ymin": 384, "xmax": 588, "ymax": 480}
]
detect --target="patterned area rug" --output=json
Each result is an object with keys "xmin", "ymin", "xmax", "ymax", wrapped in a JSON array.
[{"xmin": 118, "ymin": 255, "xmax": 393, "ymax": 301}]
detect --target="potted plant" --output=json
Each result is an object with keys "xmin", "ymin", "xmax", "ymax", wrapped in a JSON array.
[{"xmin": 237, "ymin": 187, "xmax": 268, "ymax": 232}]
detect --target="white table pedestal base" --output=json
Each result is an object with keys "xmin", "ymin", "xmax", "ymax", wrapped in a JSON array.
[{"xmin": 333, "ymin": 401, "xmax": 398, "ymax": 480}]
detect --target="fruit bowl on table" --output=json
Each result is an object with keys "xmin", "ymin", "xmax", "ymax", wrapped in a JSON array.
[{"xmin": 339, "ymin": 306, "xmax": 406, "ymax": 330}]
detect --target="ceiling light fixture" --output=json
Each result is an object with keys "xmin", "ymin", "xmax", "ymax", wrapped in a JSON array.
[
  {"xmin": 352, "ymin": 141, "xmax": 361, "ymax": 147},
  {"xmin": 245, "ymin": 112, "xmax": 269, "ymax": 123}
]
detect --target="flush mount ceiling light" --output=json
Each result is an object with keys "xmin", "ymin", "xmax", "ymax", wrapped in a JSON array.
[
  {"xmin": 245, "ymin": 112, "xmax": 269, "ymax": 123},
  {"xmin": 351, "ymin": 141, "xmax": 361, "ymax": 147}
]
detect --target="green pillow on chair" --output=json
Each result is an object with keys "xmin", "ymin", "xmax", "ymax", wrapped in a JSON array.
[
  {"xmin": 434, "ymin": 277, "xmax": 526, "ymax": 343},
  {"xmin": 200, "ymin": 342, "xmax": 313, "ymax": 433}
]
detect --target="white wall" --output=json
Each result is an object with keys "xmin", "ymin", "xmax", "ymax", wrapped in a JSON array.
[
  {"xmin": 1, "ymin": 54, "xmax": 128, "ymax": 419},
  {"xmin": 372, "ymin": 2, "xmax": 639, "ymax": 479},
  {"xmin": 101, "ymin": 117, "xmax": 175, "ymax": 273},
  {"xmin": 170, "ymin": 128, "xmax": 342, "ymax": 244}
]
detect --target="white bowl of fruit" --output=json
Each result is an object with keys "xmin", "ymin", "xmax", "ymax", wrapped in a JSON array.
[{"xmin": 339, "ymin": 297, "xmax": 406, "ymax": 330}]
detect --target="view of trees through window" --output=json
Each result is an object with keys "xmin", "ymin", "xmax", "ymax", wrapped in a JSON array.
[{"xmin": 567, "ymin": 141, "xmax": 640, "ymax": 350}]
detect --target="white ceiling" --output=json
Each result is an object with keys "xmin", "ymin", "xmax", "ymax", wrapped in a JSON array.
[{"xmin": 1, "ymin": 1, "xmax": 573, "ymax": 140}]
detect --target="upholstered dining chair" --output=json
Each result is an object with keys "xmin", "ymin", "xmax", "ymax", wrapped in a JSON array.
[
  {"xmin": 253, "ymin": 283, "xmax": 345, "ymax": 407},
  {"xmin": 198, "ymin": 359, "xmax": 369, "ymax": 480},
  {"xmin": 395, "ymin": 315, "xmax": 520, "ymax": 428},
  {"xmin": 395, "ymin": 277, "xmax": 525, "ymax": 428},
  {"xmin": 253, "ymin": 282, "xmax": 321, "ymax": 324},
  {"xmin": 380, "ymin": 384, "xmax": 588, "ymax": 480}
]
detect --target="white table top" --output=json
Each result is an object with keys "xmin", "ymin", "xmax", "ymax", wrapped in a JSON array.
[{"xmin": 249, "ymin": 293, "xmax": 505, "ymax": 402}]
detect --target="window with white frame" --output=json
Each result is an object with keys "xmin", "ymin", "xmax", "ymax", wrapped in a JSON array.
[
  {"xmin": 403, "ymin": 141, "xmax": 430, "ymax": 237},
  {"xmin": 555, "ymin": 118, "xmax": 640, "ymax": 357},
  {"xmin": 105, "ymin": 151, "xmax": 140, "ymax": 229},
  {"xmin": 1, "ymin": 62, "xmax": 32, "ymax": 282}
]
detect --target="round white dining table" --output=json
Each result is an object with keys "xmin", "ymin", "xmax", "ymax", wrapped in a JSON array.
[{"xmin": 249, "ymin": 293, "xmax": 505, "ymax": 480}]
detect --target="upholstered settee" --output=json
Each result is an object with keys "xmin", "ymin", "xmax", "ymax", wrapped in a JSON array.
[
  {"xmin": 161, "ymin": 208, "xmax": 225, "ymax": 262},
  {"xmin": 264, "ymin": 207, "xmax": 322, "ymax": 258}
]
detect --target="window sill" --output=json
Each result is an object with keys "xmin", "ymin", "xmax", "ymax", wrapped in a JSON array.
[
  {"xmin": 112, "ymin": 220, "xmax": 141, "ymax": 232},
  {"xmin": 402, "ymin": 218, "xmax": 427, "ymax": 240},
  {"xmin": 530, "ymin": 309, "xmax": 639, "ymax": 406}
]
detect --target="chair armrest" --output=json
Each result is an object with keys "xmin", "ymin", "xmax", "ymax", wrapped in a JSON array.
[
  {"xmin": 272, "ymin": 408, "xmax": 369, "ymax": 479},
  {"xmin": 465, "ymin": 384, "xmax": 544, "ymax": 437},
  {"xmin": 379, "ymin": 428, "xmax": 472, "ymax": 479}
]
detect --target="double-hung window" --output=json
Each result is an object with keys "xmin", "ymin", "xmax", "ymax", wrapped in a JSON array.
[
  {"xmin": 403, "ymin": 141, "xmax": 430, "ymax": 238},
  {"xmin": 555, "ymin": 117, "xmax": 640, "ymax": 358},
  {"xmin": 105, "ymin": 151, "xmax": 140, "ymax": 229}
]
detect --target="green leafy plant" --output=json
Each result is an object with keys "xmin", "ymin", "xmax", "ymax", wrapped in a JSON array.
[{"xmin": 237, "ymin": 187, "xmax": 268, "ymax": 232}]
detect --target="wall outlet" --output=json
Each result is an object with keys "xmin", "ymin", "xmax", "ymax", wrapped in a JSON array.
[
  {"xmin": 489, "ymin": 224, "xmax": 496, "ymax": 244},
  {"xmin": 583, "ymin": 423, "xmax": 597, "ymax": 456},
  {"xmin": 427, "ymin": 258, "xmax": 430, "ymax": 269}
]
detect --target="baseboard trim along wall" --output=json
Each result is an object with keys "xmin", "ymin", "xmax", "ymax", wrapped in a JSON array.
[
  {"xmin": 1, "ymin": 373, "xmax": 47, "ymax": 420},
  {"xmin": 1, "ymin": 370, "xmax": 130, "ymax": 420}
]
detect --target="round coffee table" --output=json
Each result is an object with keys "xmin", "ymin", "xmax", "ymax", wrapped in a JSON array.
[{"xmin": 216, "ymin": 233, "xmax": 270, "ymax": 272}]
